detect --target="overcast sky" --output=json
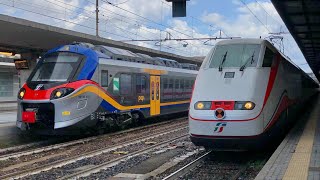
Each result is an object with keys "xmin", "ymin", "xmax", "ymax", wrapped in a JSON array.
[{"xmin": 0, "ymin": 0, "xmax": 313, "ymax": 73}]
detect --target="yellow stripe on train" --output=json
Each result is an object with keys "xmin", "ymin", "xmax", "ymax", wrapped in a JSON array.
[{"xmin": 71, "ymin": 85, "xmax": 190, "ymax": 111}]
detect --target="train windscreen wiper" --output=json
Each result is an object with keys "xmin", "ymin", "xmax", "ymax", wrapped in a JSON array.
[
  {"xmin": 240, "ymin": 51, "xmax": 255, "ymax": 71},
  {"xmin": 218, "ymin": 51, "xmax": 228, "ymax": 72}
]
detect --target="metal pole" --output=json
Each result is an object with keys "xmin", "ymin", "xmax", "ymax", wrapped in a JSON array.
[{"xmin": 96, "ymin": 0, "xmax": 99, "ymax": 37}]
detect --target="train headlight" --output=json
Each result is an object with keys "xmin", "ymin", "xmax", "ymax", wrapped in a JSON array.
[
  {"xmin": 244, "ymin": 102, "xmax": 254, "ymax": 110},
  {"xmin": 194, "ymin": 101, "xmax": 211, "ymax": 110},
  {"xmin": 50, "ymin": 88, "xmax": 74, "ymax": 100},
  {"xmin": 55, "ymin": 91, "xmax": 62, "ymax": 98},
  {"xmin": 18, "ymin": 88, "xmax": 26, "ymax": 100},
  {"xmin": 234, "ymin": 101, "xmax": 255, "ymax": 110}
]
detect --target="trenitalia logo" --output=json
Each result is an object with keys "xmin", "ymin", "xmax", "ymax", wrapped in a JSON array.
[
  {"xmin": 35, "ymin": 84, "xmax": 44, "ymax": 91},
  {"xmin": 213, "ymin": 122, "xmax": 227, "ymax": 133}
]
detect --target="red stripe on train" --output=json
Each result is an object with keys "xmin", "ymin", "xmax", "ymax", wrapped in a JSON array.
[{"xmin": 263, "ymin": 53, "xmax": 281, "ymax": 106}]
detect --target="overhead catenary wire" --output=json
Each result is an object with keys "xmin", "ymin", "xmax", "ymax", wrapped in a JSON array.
[
  {"xmin": 95, "ymin": 0, "xmax": 207, "ymax": 53},
  {"xmin": 0, "ymin": 0, "xmax": 194, "ymax": 55},
  {"xmin": 99, "ymin": 0, "xmax": 209, "ymax": 44},
  {"xmin": 239, "ymin": 0, "xmax": 311, "ymax": 73},
  {"xmin": 254, "ymin": 0, "xmax": 300, "ymax": 60}
]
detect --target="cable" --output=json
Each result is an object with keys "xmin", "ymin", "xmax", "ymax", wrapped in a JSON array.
[
  {"xmin": 254, "ymin": 0, "xmax": 283, "ymax": 26},
  {"xmin": 239, "ymin": 0, "xmax": 271, "ymax": 33},
  {"xmin": 102, "ymin": 0, "xmax": 214, "ymax": 50},
  {"xmin": 100, "ymin": 0, "xmax": 198, "ymax": 40},
  {"xmin": 110, "ymin": 0, "xmax": 131, "ymax": 5},
  {"xmin": 0, "ymin": 2, "xmax": 134, "ymax": 39},
  {"xmin": 1, "ymin": 0, "xmax": 206, "ymax": 56}
]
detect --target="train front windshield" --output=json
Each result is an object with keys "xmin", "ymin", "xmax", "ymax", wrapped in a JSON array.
[
  {"xmin": 209, "ymin": 44, "xmax": 261, "ymax": 69},
  {"xmin": 29, "ymin": 52, "xmax": 83, "ymax": 83}
]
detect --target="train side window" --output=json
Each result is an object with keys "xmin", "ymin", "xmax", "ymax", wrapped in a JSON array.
[
  {"xmin": 180, "ymin": 79, "xmax": 185, "ymax": 89},
  {"xmin": 169, "ymin": 79, "xmax": 173, "ymax": 89},
  {"xmin": 163, "ymin": 78, "xmax": 168, "ymax": 89},
  {"xmin": 175, "ymin": 79, "xmax": 180, "ymax": 90},
  {"xmin": 101, "ymin": 70, "xmax": 108, "ymax": 87},
  {"xmin": 262, "ymin": 47, "xmax": 275, "ymax": 67},
  {"xmin": 136, "ymin": 74, "xmax": 146, "ymax": 94},
  {"xmin": 120, "ymin": 74, "xmax": 132, "ymax": 95},
  {"xmin": 185, "ymin": 80, "xmax": 190, "ymax": 89}
]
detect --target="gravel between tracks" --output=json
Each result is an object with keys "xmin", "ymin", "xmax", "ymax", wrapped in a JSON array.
[
  {"xmin": 181, "ymin": 152, "xmax": 269, "ymax": 180},
  {"xmin": 18, "ymin": 126, "xmax": 188, "ymax": 179},
  {"xmin": 22, "ymin": 130, "xmax": 187, "ymax": 179},
  {"xmin": 0, "ymin": 119, "xmax": 187, "ymax": 177},
  {"xmin": 82, "ymin": 137, "xmax": 200, "ymax": 179}
]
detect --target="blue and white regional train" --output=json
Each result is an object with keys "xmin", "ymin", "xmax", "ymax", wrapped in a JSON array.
[
  {"xmin": 189, "ymin": 39, "xmax": 318, "ymax": 149},
  {"xmin": 16, "ymin": 43, "xmax": 197, "ymax": 134}
]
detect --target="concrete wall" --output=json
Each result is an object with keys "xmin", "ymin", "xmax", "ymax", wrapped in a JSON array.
[{"xmin": 0, "ymin": 60, "xmax": 19, "ymax": 102}]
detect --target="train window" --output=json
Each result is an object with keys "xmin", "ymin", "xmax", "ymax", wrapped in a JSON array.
[
  {"xmin": 175, "ymin": 79, "xmax": 180, "ymax": 89},
  {"xmin": 262, "ymin": 47, "xmax": 275, "ymax": 67},
  {"xmin": 169, "ymin": 79, "xmax": 174, "ymax": 89},
  {"xmin": 120, "ymin": 74, "xmax": 132, "ymax": 95},
  {"xmin": 209, "ymin": 44, "xmax": 261, "ymax": 68},
  {"xmin": 185, "ymin": 80, "xmax": 190, "ymax": 89},
  {"xmin": 101, "ymin": 70, "xmax": 108, "ymax": 87},
  {"xmin": 163, "ymin": 78, "xmax": 168, "ymax": 89},
  {"xmin": 180, "ymin": 79, "xmax": 185, "ymax": 89},
  {"xmin": 136, "ymin": 75, "xmax": 146, "ymax": 94}
]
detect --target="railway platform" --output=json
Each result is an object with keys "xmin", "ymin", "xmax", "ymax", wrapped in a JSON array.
[{"xmin": 255, "ymin": 97, "xmax": 320, "ymax": 180}]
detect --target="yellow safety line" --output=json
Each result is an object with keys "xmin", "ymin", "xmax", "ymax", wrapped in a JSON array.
[{"xmin": 283, "ymin": 109, "xmax": 318, "ymax": 180}]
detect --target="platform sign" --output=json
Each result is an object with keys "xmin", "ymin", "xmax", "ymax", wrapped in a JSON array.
[{"xmin": 14, "ymin": 59, "xmax": 29, "ymax": 70}]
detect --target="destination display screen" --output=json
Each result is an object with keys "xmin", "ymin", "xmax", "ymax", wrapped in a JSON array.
[
  {"xmin": 224, "ymin": 72, "xmax": 235, "ymax": 78},
  {"xmin": 14, "ymin": 59, "xmax": 29, "ymax": 70}
]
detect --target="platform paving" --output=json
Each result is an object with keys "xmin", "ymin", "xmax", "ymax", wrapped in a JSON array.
[{"xmin": 255, "ymin": 98, "xmax": 320, "ymax": 180}]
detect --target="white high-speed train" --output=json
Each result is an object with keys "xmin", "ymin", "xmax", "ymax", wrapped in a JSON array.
[{"xmin": 189, "ymin": 39, "xmax": 318, "ymax": 149}]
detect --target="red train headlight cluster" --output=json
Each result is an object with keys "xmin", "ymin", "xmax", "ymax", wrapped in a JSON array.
[
  {"xmin": 50, "ymin": 88, "xmax": 75, "ymax": 100},
  {"xmin": 194, "ymin": 101, "xmax": 255, "ymax": 110},
  {"xmin": 18, "ymin": 88, "xmax": 26, "ymax": 100}
]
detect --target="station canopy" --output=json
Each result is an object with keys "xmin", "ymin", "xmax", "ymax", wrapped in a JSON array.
[{"xmin": 272, "ymin": 0, "xmax": 320, "ymax": 81}]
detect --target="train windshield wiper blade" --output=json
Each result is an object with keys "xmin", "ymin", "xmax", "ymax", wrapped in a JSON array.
[
  {"xmin": 218, "ymin": 51, "xmax": 228, "ymax": 72},
  {"xmin": 240, "ymin": 51, "xmax": 255, "ymax": 71}
]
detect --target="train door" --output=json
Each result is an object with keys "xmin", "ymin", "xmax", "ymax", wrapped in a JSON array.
[{"xmin": 150, "ymin": 76, "xmax": 160, "ymax": 116}]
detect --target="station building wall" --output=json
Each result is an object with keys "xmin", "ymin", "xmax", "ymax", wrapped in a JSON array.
[{"xmin": 0, "ymin": 58, "xmax": 19, "ymax": 102}]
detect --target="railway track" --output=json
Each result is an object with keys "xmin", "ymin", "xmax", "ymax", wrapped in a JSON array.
[
  {"xmin": 0, "ymin": 117, "xmax": 188, "ymax": 180},
  {"xmin": 162, "ymin": 151, "xmax": 267, "ymax": 180},
  {"xmin": 59, "ymin": 134, "xmax": 188, "ymax": 179},
  {"xmin": 0, "ymin": 117, "xmax": 186, "ymax": 161},
  {"xmin": 162, "ymin": 151, "xmax": 212, "ymax": 180}
]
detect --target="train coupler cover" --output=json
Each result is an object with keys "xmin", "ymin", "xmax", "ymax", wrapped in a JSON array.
[{"xmin": 22, "ymin": 111, "xmax": 36, "ymax": 123}]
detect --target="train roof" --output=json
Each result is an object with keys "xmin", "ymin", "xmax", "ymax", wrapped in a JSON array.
[
  {"xmin": 136, "ymin": 53, "xmax": 153, "ymax": 59},
  {"xmin": 98, "ymin": 46, "xmax": 140, "ymax": 58},
  {"xmin": 99, "ymin": 58, "xmax": 198, "ymax": 75},
  {"xmin": 212, "ymin": 39, "xmax": 318, "ymax": 84},
  {"xmin": 65, "ymin": 42, "xmax": 199, "ymax": 71}
]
